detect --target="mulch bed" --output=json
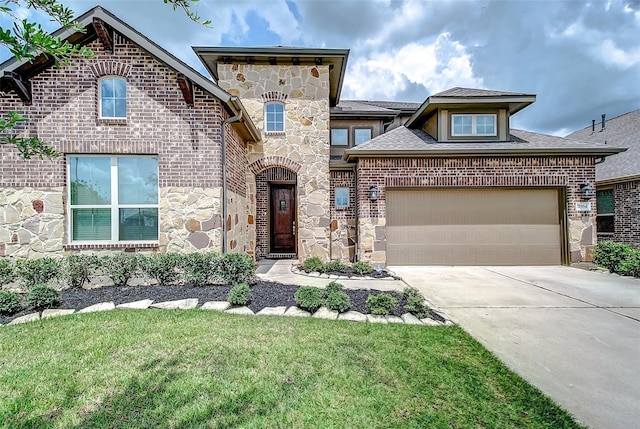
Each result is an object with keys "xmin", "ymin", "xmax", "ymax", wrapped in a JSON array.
[{"xmin": 1, "ymin": 280, "xmax": 445, "ymax": 325}]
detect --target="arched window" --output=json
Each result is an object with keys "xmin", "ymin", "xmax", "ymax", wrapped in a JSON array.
[
  {"xmin": 99, "ymin": 77, "xmax": 127, "ymax": 118},
  {"xmin": 264, "ymin": 102, "xmax": 284, "ymax": 133}
]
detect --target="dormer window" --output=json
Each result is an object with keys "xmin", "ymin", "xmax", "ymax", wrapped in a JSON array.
[{"xmin": 452, "ymin": 114, "xmax": 496, "ymax": 137}]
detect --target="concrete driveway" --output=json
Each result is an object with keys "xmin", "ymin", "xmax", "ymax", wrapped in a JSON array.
[{"xmin": 390, "ymin": 265, "xmax": 640, "ymax": 429}]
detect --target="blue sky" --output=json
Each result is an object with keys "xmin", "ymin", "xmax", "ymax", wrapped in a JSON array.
[{"xmin": 1, "ymin": 0, "xmax": 639, "ymax": 136}]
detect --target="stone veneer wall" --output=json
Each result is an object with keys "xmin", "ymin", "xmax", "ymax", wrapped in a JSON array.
[
  {"xmin": 356, "ymin": 157, "xmax": 598, "ymax": 264},
  {"xmin": 614, "ymin": 180, "xmax": 640, "ymax": 246},
  {"xmin": 216, "ymin": 64, "xmax": 331, "ymax": 260},
  {"xmin": 0, "ymin": 35, "xmax": 243, "ymax": 258},
  {"xmin": 330, "ymin": 170, "xmax": 357, "ymax": 262}
]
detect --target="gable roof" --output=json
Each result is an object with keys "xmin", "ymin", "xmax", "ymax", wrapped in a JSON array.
[
  {"xmin": 343, "ymin": 125, "xmax": 626, "ymax": 161},
  {"xmin": 431, "ymin": 87, "xmax": 532, "ymax": 97},
  {"xmin": 0, "ymin": 6, "xmax": 260, "ymax": 142},
  {"xmin": 565, "ymin": 109, "xmax": 640, "ymax": 184}
]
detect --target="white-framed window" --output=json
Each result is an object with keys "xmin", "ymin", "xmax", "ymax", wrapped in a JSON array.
[
  {"xmin": 331, "ymin": 128, "xmax": 348, "ymax": 146},
  {"xmin": 354, "ymin": 128, "xmax": 372, "ymax": 145},
  {"xmin": 265, "ymin": 102, "xmax": 285, "ymax": 133},
  {"xmin": 99, "ymin": 77, "xmax": 127, "ymax": 118},
  {"xmin": 451, "ymin": 114, "xmax": 496, "ymax": 136},
  {"xmin": 68, "ymin": 156, "xmax": 159, "ymax": 242},
  {"xmin": 335, "ymin": 187, "xmax": 349, "ymax": 209}
]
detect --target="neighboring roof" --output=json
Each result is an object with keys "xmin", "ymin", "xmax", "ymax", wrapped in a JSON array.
[
  {"xmin": 0, "ymin": 6, "xmax": 260, "ymax": 142},
  {"xmin": 193, "ymin": 46, "xmax": 349, "ymax": 107},
  {"xmin": 565, "ymin": 109, "xmax": 640, "ymax": 184},
  {"xmin": 343, "ymin": 126, "xmax": 626, "ymax": 161},
  {"xmin": 405, "ymin": 87, "xmax": 536, "ymax": 129},
  {"xmin": 356, "ymin": 100, "xmax": 421, "ymax": 113},
  {"xmin": 331, "ymin": 100, "xmax": 399, "ymax": 117}
]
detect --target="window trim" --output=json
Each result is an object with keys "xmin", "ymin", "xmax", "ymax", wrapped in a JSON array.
[
  {"xmin": 451, "ymin": 113, "xmax": 497, "ymax": 137},
  {"xmin": 335, "ymin": 187, "xmax": 350, "ymax": 209},
  {"xmin": 67, "ymin": 155, "xmax": 159, "ymax": 244},
  {"xmin": 98, "ymin": 76, "xmax": 127, "ymax": 119},
  {"xmin": 353, "ymin": 127, "xmax": 373, "ymax": 145},
  {"xmin": 331, "ymin": 128, "xmax": 349, "ymax": 146},
  {"xmin": 264, "ymin": 101, "xmax": 285, "ymax": 134}
]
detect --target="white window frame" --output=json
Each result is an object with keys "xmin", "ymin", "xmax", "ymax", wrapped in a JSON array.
[
  {"xmin": 354, "ymin": 128, "xmax": 372, "ymax": 145},
  {"xmin": 335, "ymin": 187, "xmax": 350, "ymax": 209},
  {"xmin": 451, "ymin": 114, "xmax": 497, "ymax": 137},
  {"xmin": 264, "ymin": 101, "xmax": 285, "ymax": 133},
  {"xmin": 67, "ymin": 155, "xmax": 159, "ymax": 244},
  {"xmin": 98, "ymin": 76, "xmax": 127, "ymax": 119},
  {"xmin": 331, "ymin": 128, "xmax": 349, "ymax": 146}
]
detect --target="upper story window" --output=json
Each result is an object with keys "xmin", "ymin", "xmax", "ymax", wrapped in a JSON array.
[
  {"xmin": 354, "ymin": 128, "xmax": 372, "ymax": 145},
  {"xmin": 335, "ymin": 187, "xmax": 350, "ymax": 209},
  {"xmin": 265, "ymin": 102, "xmax": 285, "ymax": 133},
  {"xmin": 99, "ymin": 77, "xmax": 127, "ymax": 118},
  {"xmin": 451, "ymin": 114, "xmax": 496, "ymax": 137},
  {"xmin": 331, "ymin": 129, "xmax": 348, "ymax": 146},
  {"xmin": 68, "ymin": 156, "xmax": 158, "ymax": 243}
]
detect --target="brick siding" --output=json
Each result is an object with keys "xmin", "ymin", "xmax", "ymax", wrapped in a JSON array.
[{"xmin": 614, "ymin": 180, "xmax": 640, "ymax": 245}]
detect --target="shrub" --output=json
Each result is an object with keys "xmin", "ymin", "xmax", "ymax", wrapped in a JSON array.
[
  {"xmin": 26, "ymin": 283, "xmax": 60, "ymax": 310},
  {"xmin": 0, "ymin": 258, "xmax": 16, "ymax": 286},
  {"xmin": 301, "ymin": 257, "xmax": 324, "ymax": 273},
  {"xmin": 366, "ymin": 293, "xmax": 398, "ymax": 315},
  {"xmin": 615, "ymin": 248, "xmax": 640, "ymax": 277},
  {"xmin": 593, "ymin": 241, "xmax": 629, "ymax": 273},
  {"xmin": 325, "ymin": 291, "xmax": 350, "ymax": 313},
  {"xmin": 140, "ymin": 253, "xmax": 180, "ymax": 285},
  {"xmin": 227, "ymin": 283, "xmax": 251, "ymax": 306},
  {"xmin": 101, "ymin": 253, "xmax": 140, "ymax": 287},
  {"xmin": 64, "ymin": 254, "xmax": 98, "ymax": 289},
  {"xmin": 294, "ymin": 286, "xmax": 324, "ymax": 311},
  {"xmin": 403, "ymin": 287, "xmax": 429, "ymax": 319},
  {"xmin": 0, "ymin": 291, "xmax": 22, "ymax": 315},
  {"xmin": 352, "ymin": 260, "xmax": 373, "ymax": 276},
  {"xmin": 326, "ymin": 281, "xmax": 343, "ymax": 294},
  {"xmin": 180, "ymin": 252, "xmax": 216, "ymax": 286},
  {"xmin": 15, "ymin": 257, "xmax": 62, "ymax": 286},
  {"xmin": 214, "ymin": 253, "xmax": 255, "ymax": 285},
  {"xmin": 324, "ymin": 260, "xmax": 346, "ymax": 273}
]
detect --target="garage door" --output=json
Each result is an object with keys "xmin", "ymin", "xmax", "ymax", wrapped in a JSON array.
[{"xmin": 386, "ymin": 188, "xmax": 564, "ymax": 265}]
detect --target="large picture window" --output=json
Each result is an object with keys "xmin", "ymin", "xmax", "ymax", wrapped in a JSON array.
[
  {"xmin": 451, "ymin": 114, "xmax": 496, "ymax": 136},
  {"xmin": 99, "ymin": 77, "xmax": 127, "ymax": 118},
  {"xmin": 68, "ymin": 156, "xmax": 159, "ymax": 242},
  {"xmin": 265, "ymin": 102, "xmax": 285, "ymax": 133}
]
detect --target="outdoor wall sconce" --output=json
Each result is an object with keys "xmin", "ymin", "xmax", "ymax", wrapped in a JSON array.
[
  {"xmin": 369, "ymin": 186, "xmax": 379, "ymax": 201},
  {"xmin": 580, "ymin": 184, "xmax": 595, "ymax": 200}
]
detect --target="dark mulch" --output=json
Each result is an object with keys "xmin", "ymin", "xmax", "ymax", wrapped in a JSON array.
[{"xmin": 1, "ymin": 280, "xmax": 445, "ymax": 324}]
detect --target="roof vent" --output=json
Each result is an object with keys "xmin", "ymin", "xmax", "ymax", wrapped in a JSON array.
[{"xmin": 601, "ymin": 114, "xmax": 606, "ymax": 132}]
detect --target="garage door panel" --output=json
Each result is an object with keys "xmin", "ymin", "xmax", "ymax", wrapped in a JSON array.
[{"xmin": 387, "ymin": 244, "xmax": 561, "ymax": 265}]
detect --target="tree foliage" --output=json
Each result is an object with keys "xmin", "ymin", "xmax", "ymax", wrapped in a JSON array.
[{"xmin": 0, "ymin": 0, "xmax": 209, "ymax": 159}]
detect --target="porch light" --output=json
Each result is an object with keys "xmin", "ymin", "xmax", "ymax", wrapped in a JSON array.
[
  {"xmin": 580, "ymin": 184, "xmax": 595, "ymax": 200},
  {"xmin": 369, "ymin": 186, "xmax": 379, "ymax": 201}
]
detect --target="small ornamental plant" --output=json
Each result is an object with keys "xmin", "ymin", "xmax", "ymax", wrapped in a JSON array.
[
  {"xmin": 227, "ymin": 283, "xmax": 251, "ymax": 306},
  {"xmin": 352, "ymin": 261, "xmax": 373, "ymax": 276},
  {"xmin": 301, "ymin": 257, "xmax": 324, "ymax": 274},
  {"xmin": 366, "ymin": 293, "xmax": 398, "ymax": 316},
  {"xmin": 26, "ymin": 283, "xmax": 60, "ymax": 310},
  {"xmin": 294, "ymin": 286, "xmax": 324, "ymax": 312},
  {"xmin": 325, "ymin": 291, "xmax": 350, "ymax": 313},
  {"xmin": 324, "ymin": 260, "xmax": 346, "ymax": 273},
  {"xmin": 0, "ymin": 291, "xmax": 22, "ymax": 315},
  {"xmin": 402, "ymin": 287, "xmax": 429, "ymax": 319},
  {"xmin": 325, "ymin": 281, "xmax": 343, "ymax": 294}
]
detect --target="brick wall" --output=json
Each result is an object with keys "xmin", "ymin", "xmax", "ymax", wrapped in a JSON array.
[
  {"xmin": 330, "ymin": 170, "xmax": 356, "ymax": 261},
  {"xmin": 614, "ymin": 180, "xmax": 640, "ymax": 245}
]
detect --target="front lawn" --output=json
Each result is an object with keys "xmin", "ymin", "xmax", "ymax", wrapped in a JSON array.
[{"xmin": 0, "ymin": 311, "xmax": 584, "ymax": 428}]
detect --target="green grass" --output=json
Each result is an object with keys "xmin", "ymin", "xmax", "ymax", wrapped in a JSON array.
[{"xmin": 0, "ymin": 311, "xmax": 584, "ymax": 428}]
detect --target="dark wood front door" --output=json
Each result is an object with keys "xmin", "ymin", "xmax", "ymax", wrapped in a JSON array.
[{"xmin": 270, "ymin": 185, "xmax": 296, "ymax": 253}]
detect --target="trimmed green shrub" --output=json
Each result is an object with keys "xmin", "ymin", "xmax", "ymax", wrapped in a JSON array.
[
  {"xmin": 301, "ymin": 257, "xmax": 324, "ymax": 273},
  {"xmin": 324, "ymin": 260, "xmax": 346, "ymax": 273},
  {"xmin": 227, "ymin": 283, "xmax": 251, "ymax": 306},
  {"xmin": 294, "ymin": 286, "xmax": 324, "ymax": 311},
  {"xmin": 326, "ymin": 281, "xmax": 343, "ymax": 294},
  {"xmin": 26, "ymin": 283, "xmax": 60, "ymax": 310},
  {"xmin": 140, "ymin": 253, "xmax": 180, "ymax": 285},
  {"xmin": 0, "ymin": 291, "xmax": 22, "ymax": 315},
  {"xmin": 616, "ymin": 248, "xmax": 640, "ymax": 277},
  {"xmin": 15, "ymin": 257, "xmax": 61, "ymax": 286},
  {"xmin": 101, "ymin": 253, "xmax": 140, "ymax": 287},
  {"xmin": 180, "ymin": 252, "xmax": 216, "ymax": 286},
  {"xmin": 352, "ymin": 260, "xmax": 373, "ymax": 276},
  {"xmin": 366, "ymin": 293, "xmax": 398, "ymax": 315},
  {"xmin": 403, "ymin": 287, "xmax": 429, "ymax": 319},
  {"xmin": 0, "ymin": 258, "xmax": 16, "ymax": 286},
  {"xmin": 593, "ymin": 241, "xmax": 640, "ymax": 277},
  {"xmin": 325, "ymin": 291, "xmax": 350, "ymax": 313},
  {"xmin": 214, "ymin": 253, "xmax": 255, "ymax": 285},
  {"xmin": 64, "ymin": 254, "xmax": 98, "ymax": 289}
]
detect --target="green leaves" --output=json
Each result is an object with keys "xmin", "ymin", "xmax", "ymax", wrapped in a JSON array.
[{"xmin": 0, "ymin": 111, "xmax": 61, "ymax": 159}]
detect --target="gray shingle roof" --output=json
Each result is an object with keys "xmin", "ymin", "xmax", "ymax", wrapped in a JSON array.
[
  {"xmin": 344, "ymin": 126, "xmax": 625, "ymax": 160},
  {"xmin": 431, "ymin": 87, "xmax": 533, "ymax": 98},
  {"xmin": 333, "ymin": 100, "xmax": 398, "ymax": 113},
  {"xmin": 565, "ymin": 109, "xmax": 640, "ymax": 183}
]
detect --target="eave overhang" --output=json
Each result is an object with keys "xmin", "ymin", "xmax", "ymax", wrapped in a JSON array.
[{"xmin": 596, "ymin": 173, "xmax": 640, "ymax": 187}]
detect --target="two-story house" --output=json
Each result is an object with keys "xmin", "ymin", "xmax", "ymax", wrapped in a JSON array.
[{"xmin": 0, "ymin": 6, "xmax": 624, "ymax": 266}]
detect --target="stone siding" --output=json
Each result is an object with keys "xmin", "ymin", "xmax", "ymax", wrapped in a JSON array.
[
  {"xmin": 356, "ymin": 156, "xmax": 598, "ymax": 264},
  {"xmin": 216, "ymin": 63, "xmax": 331, "ymax": 260},
  {"xmin": 330, "ymin": 170, "xmax": 356, "ymax": 262},
  {"xmin": 614, "ymin": 180, "xmax": 640, "ymax": 246},
  {"xmin": 0, "ymin": 34, "xmax": 242, "ymax": 257}
]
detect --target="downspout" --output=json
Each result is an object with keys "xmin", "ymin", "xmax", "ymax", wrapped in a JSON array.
[
  {"xmin": 221, "ymin": 109, "xmax": 243, "ymax": 253},
  {"xmin": 353, "ymin": 164, "xmax": 359, "ymax": 262}
]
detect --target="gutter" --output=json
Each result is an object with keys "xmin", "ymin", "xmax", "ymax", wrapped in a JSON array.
[{"xmin": 221, "ymin": 108, "xmax": 243, "ymax": 253}]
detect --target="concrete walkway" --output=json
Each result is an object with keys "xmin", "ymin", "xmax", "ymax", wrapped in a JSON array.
[{"xmin": 390, "ymin": 265, "xmax": 640, "ymax": 429}]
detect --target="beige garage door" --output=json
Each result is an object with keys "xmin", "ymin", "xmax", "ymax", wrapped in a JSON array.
[{"xmin": 386, "ymin": 188, "xmax": 564, "ymax": 265}]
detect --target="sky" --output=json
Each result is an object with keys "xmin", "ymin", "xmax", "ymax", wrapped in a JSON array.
[{"xmin": 1, "ymin": 0, "xmax": 639, "ymax": 136}]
